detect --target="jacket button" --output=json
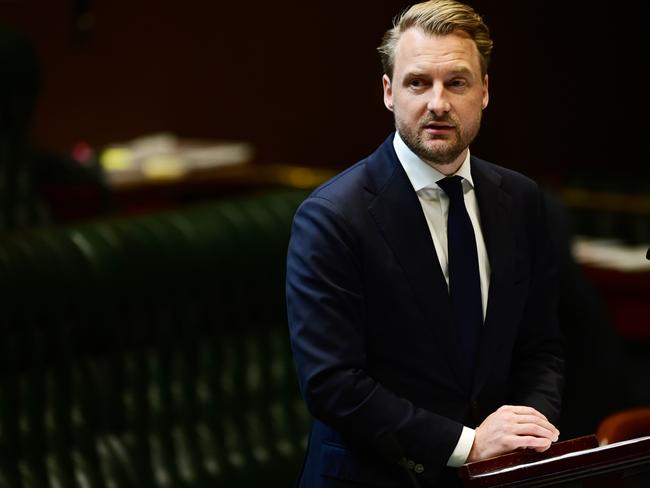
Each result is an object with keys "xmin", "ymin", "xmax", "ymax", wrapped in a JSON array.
[{"xmin": 414, "ymin": 464, "xmax": 424, "ymax": 474}]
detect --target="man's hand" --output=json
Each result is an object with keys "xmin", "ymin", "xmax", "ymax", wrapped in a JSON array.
[{"xmin": 467, "ymin": 405, "xmax": 560, "ymax": 462}]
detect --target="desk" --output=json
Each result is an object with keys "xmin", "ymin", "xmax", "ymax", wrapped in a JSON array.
[
  {"xmin": 460, "ymin": 435, "xmax": 650, "ymax": 487},
  {"xmin": 106, "ymin": 162, "xmax": 337, "ymax": 215}
]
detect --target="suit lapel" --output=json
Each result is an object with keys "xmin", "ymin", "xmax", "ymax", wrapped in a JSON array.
[
  {"xmin": 470, "ymin": 158, "xmax": 515, "ymax": 396},
  {"xmin": 365, "ymin": 137, "xmax": 470, "ymax": 392}
]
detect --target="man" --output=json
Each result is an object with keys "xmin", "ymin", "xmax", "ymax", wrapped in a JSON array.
[{"xmin": 286, "ymin": 1, "xmax": 564, "ymax": 486}]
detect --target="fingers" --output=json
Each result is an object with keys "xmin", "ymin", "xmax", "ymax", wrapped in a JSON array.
[
  {"xmin": 498, "ymin": 406, "xmax": 560, "ymax": 440},
  {"xmin": 513, "ymin": 422, "xmax": 555, "ymax": 439},
  {"xmin": 515, "ymin": 434, "xmax": 556, "ymax": 454},
  {"xmin": 503, "ymin": 405, "xmax": 548, "ymax": 420},
  {"xmin": 511, "ymin": 415, "xmax": 559, "ymax": 440},
  {"xmin": 508, "ymin": 434, "xmax": 552, "ymax": 450}
]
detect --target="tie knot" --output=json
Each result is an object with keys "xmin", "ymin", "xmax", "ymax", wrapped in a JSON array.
[{"xmin": 436, "ymin": 176, "xmax": 464, "ymax": 201}]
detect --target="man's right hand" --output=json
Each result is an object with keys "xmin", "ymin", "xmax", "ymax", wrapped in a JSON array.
[{"xmin": 467, "ymin": 405, "xmax": 560, "ymax": 462}]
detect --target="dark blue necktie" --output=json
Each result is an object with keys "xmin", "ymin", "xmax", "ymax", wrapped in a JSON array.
[{"xmin": 437, "ymin": 176, "xmax": 482, "ymax": 372}]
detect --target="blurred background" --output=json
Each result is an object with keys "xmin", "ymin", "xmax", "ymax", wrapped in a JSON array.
[{"xmin": 0, "ymin": 0, "xmax": 648, "ymax": 486}]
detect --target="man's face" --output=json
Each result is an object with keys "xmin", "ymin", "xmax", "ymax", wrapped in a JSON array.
[{"xmin": 383, "ymin": 28, "xmax": 489, "ymax": 173}]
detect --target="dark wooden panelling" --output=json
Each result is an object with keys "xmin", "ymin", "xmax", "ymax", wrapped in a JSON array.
[{"xmin": 1, "ymin": 1, "xmax": 638, "ymax": 180}]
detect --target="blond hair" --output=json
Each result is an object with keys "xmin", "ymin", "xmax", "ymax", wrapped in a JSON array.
[{"xmin": 378, "ymin": 0, "xmax": 493, "ymax": 79}]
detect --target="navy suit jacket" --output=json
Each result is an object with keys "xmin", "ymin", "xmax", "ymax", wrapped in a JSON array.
[{"xmin": 286, "ymin": 134, "xmax": 564, "ymax": 487}]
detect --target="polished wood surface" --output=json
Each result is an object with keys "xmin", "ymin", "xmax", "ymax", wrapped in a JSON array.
[
  {"xmin": 459, "ymin": 435, "xmax": 650, "ymax": 487},
  {"xmin": 460, "ymin": 436, "xmax": 597, "ymax": 485}
]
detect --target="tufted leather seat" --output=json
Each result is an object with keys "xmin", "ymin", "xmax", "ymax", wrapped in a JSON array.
[{"xmin": 0, "ymin": 189, "xmax": 311, "ymax": 487}]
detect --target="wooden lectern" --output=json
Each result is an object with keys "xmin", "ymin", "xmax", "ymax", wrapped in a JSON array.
[{"xmin": 459, "ymin": 435, "xmax": 650, "ymax": 487}]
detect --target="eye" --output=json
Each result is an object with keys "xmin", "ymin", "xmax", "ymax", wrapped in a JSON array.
[
  {"xmin": 449, "ymin": 78, "xmax": 468, "ymax": 89},
  {"xmin": 407, "ymin": 78, "xmax": 428, "ymax": 89}
]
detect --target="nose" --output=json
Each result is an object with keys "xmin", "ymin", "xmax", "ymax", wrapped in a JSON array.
[{"xmin": 426, "ymin": 84, "xmax": 450, "ymax": 116}]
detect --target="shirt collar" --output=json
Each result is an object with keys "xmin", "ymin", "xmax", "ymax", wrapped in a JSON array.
[{"xmin": 393, "ymin": 131, "xmax": 474, "ymax": 191}]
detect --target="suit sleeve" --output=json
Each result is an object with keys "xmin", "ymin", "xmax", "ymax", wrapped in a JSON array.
[
  {"xmin": 286, "ymin": 195, "xmax": 463, "ymax": 481},
  {"xmin": 510, "ymin": 185, "xmax": 565, "ymax": 422}
]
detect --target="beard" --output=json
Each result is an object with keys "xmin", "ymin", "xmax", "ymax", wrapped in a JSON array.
[{"xmin": 395, "ymin": 111, "xmax": 482, "ymax": 166}]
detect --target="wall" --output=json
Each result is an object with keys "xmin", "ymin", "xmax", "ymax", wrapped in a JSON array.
[{"xmin": 0, "ymin": 0, "xmax": 642, "ymax": 181}]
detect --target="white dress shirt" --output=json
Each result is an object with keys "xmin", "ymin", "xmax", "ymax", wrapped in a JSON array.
[{"xmin": 393, "ymin": 132, "xmax": 491, "ymax": 467}]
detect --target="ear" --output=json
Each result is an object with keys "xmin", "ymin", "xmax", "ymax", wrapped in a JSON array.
[
  {"xmin": 482, "ymin": 74, "xmax": 489, "ymax": 110},
  {"xmin": 383, "ymin": 74, "xmax": 394, "ymax": 112}
]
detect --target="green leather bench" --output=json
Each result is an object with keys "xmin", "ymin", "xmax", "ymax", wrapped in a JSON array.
[{"xmin": 0, "ymin": 188, "xmax": 311, "ymax": 487}]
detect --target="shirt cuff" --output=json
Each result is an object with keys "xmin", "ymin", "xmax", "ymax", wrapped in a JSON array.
[{"xmin": 446, "ymin": 426, "xmax": 476, "ymax": 467}]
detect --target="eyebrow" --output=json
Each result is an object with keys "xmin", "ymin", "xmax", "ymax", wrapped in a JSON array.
[
  {"xmin": 404, "ymin": 64, "xmax": 475, "ymax": 78},
  {"xmin": 448, "ymin": 66, "xmax": 473, "ymax": 76},
  {"xmin": 401, "ymin": 67, "xmax": 476, "ymax": 85}
]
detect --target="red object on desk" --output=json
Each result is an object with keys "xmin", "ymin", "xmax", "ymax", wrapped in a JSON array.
[{"xmin": 581, "ymin": 264, "xmax": 650, "ymax": 339}]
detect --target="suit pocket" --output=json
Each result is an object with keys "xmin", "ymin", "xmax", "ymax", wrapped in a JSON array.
[{"xmin": 320, "ymin": 442, "xmax": 400, "ymax": 487}]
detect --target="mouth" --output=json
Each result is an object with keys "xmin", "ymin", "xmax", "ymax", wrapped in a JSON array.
[{"xmin": 423, "ymin": 121, "xmax": 455, "ymax": 135}]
